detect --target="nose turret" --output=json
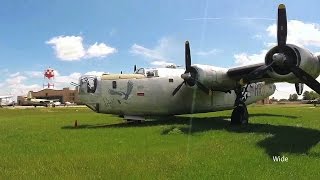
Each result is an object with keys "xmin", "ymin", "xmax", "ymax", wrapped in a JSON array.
[{"xmin": 78, "ymin": 75, "xmax": 101, "ymax": 112}]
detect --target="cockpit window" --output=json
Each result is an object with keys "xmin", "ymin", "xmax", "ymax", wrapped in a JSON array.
[
  {"xmin": 135, "ymin": 68, "xmax": 145, "ymax": 75},
  {"xmin": 146, "ymin": 70, "xmax": 158, "ymax": 77}
]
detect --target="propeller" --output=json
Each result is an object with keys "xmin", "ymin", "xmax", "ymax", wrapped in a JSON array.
[
  {"xmin": 134, "ymin": 65, "xmax": 137, "ymax": 72},
  {"xmin": 241, "ymin": 4, "xmax": 320, "ymax": 94},
  {"xmin": 172, "ymin": 41, "xmax": 211, "ymax": 96}
]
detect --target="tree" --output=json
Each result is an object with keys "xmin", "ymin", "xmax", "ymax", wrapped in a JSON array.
[
  {"xmin": 289, "ymin": 93, "xmax": 298, "ymax": 101},
  {"xmin": 303, "ymin": 91, "xmax": 311, "ymax": 100},
  {"xmin": 304, "ymin": 91, "xmax": 320, "ymax": 100},
  {"xmin": 309, "ymin": 91, "xmax": 320, "ymax": 100},
  {"xmin": 292, "ymin": 94, "xmax": 298, "ymax": 101}
]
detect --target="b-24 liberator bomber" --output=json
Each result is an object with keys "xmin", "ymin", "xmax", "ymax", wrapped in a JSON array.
[{"xmin": 77, "ymin": 4, "xmax": 320, "ymax": 124}]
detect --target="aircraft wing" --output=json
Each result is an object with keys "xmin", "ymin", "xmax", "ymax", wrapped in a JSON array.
[
  {"xmin": 226, "ymin": 63, "xmax": 271, "ymax": 82},
  {"xmin": 0, "ymin": 95, "xmax": 13, "ymax": 98}
]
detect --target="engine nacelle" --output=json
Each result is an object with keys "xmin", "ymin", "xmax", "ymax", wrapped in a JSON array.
[
  {"xmin": 265, "ymin": 44, "xmax": 320, "ymax": 83},
  {"xmin": 189, "ymin": 64, "xmax": 237, "ymax": 91}
]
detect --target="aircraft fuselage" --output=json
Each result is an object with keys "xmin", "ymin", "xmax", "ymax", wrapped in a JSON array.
[{"xmin": 79, "ymin": 68, "xmax": 275, "ymax": 116}]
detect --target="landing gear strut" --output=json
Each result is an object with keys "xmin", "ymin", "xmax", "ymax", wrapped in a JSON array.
[{"xmin": 231, "ymin": 86, "xmax": 249, "ymax": 125}]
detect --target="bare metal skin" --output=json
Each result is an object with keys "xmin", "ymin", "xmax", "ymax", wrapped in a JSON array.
[{"xmin": 78, "ymin": 66, "xmax": 275, "ymax": 117}]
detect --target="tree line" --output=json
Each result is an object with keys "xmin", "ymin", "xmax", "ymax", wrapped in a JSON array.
[{"xmin": 288, "ymin": 91, "xmax": 320, "ymax": 101}]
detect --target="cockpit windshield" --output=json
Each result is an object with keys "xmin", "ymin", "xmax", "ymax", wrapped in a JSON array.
[
  {"xmin": 135, "ymin": 68, "xmax": 158, "ymax": 77},
  {"xmin": 135, "ymin": 68, "xmax": 145, "ymax": 75},
  {"xmin": 79, "ymin": 76, "xmax": 98, "ymax": 93}
]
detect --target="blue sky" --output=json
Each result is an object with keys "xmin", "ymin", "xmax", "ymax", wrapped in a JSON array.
[{"xmin": 1, "ymin": 0, "xmax": 320, "ymax": 99}]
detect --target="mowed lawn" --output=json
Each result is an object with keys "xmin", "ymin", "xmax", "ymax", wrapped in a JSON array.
[{"xmin": 0, "ymin": 105, "xmax": 319, "ymax": 179}]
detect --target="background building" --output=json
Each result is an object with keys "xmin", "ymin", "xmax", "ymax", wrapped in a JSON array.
[
  {"xmin": 17, "ymin": 88, "xmax": 80, "ymax": 105},
  {"xmin": 256, "ymin": 97, "xmax": 271, "ymax": 104}
]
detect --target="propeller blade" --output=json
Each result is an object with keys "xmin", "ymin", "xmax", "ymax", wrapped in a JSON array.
[
  {"xmin": 289, "ymin": 66, "xmax": 320, "ymax": 94},
  {"xmin": 185, "ymin": 41, "xmax": 191, "ymax": 71},
  {"xmin": 277, "ymin": 4, "xmax": 287, "ymax": 48},
  {"xmin": 134, "ymin": 65, "xmax": 137, "ymax": 72},
  {"xmin": 172, "ymin": 81, "xmax": 185, "ymax": 96},
  {"xmin": 196, "ymin": 81, "xmax": 211, "ymax": 95}
]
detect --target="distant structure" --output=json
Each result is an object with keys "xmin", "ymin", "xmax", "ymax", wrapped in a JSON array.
[
  {"xmin": 17, "ymin": 87, "xmax": 80, "ymax": 105},
  {"xmin": 256, "ymin": 97, "xmax": 271, "ymax": 104},
  {"xmin": 43, "ymin": 67, "xmax": 55, "ymax": 89}
]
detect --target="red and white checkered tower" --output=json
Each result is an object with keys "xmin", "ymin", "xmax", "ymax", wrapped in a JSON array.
[{"xmin": 43, "ymin": 67, "xmax": 55, "ymax": 89}]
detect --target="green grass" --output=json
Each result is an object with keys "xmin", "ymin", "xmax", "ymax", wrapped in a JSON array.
[{"xmin": 0, "ymin": 105, "xmax": 319, "ymax": 179}]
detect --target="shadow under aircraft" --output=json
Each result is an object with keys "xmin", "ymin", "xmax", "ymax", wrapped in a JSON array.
[{"xmin": 62, "ymin": 113, "xmax": 320, "ymax": 159}]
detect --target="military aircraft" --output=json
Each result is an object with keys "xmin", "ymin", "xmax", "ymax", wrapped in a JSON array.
[
  {"xmin": 25, "ymin": 91, "xmax": 58, "ymax": 107},
  {"xmin": 77, "ymin": 4, "xmax": 320, "ymax": 124},
  {"xmin": 0, "ymin": 95, "xmax": 15, "ymax": 107}
]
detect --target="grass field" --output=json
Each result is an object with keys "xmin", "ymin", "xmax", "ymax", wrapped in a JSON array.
[{"xmin": 0, "ymin": 105, "xmax": 319, "ymax": 179}]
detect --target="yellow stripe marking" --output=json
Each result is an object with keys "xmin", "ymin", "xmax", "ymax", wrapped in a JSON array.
[{"xmin": 278, "ymin": 4, "xmax": 286, "ymax": 9}]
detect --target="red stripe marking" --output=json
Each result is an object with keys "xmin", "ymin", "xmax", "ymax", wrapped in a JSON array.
[{"xmin": 137, "ymin": 92, "xmax": 144, "ymax": 96}]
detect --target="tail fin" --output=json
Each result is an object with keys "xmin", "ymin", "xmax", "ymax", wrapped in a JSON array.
[{"xmin": 27, "ymin": 91, "xmax": 32, "ymax": 100}]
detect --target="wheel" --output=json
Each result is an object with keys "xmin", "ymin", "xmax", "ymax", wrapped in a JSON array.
[
  {"xmin": 231, "ymin": 105, "xmax": 248, "ymax": 125},
  {"xmin": 231, "ymin": 106, "xmax": 243, "ymax": 125}
]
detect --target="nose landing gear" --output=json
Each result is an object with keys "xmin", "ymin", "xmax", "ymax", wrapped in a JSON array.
[{"xmin": 231, "ymin": 86, "xmax": 249, "ymax": 125}]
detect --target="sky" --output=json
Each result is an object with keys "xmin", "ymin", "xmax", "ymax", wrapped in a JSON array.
[{"xmin": 0, "ymin": 0, "xmax": 320, "ymax": 100}]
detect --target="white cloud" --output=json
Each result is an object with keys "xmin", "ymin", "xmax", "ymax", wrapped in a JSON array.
[
  {"xmin": 272, "ymin": 83, "xmax": 297, "ymax": 100},
  {"xmin": 130, "ymin": 44, "xmax": 166, "ymax": 61},
  {"xmin": 130, "ymin": 37, "xmax": 185, "ymax": 67},
  {"xmin": 53, "ymin": 70, "xmax": 109, "ymax": 89},
  {"xmin": 234, "ymin": 49, "xmax": 268, "ymax": 66},
  {"xmin": 130, "ymin": 37, "xmax": 182, "ymax": 66},
  {"xmin": 84, "ymin": 71, "xmax": 105, "ymax": 76},
  {"xmin": 25, "ymin": 71, "xmax": 43, "ymax": 78},
  {"xmin": 46, "ymin": 35, "xmax": 117, "ymax": 61},
  {"xmin": 0, "ymin": 73, "xmax": 42, "ymax": 100},
  {"xmin": 53, "ymin": 71, "xmax": 81, "ymax": 89},
  {"xmin": 10, "ymin": 84, "xmax": 42, "ymax": 98},
  {"xmin": 87, "ymin": 43, "xmax": 117, "ymax": 58},
  {"xmin": 46, "ymin": 36, "xmax": 86, "ymax": 61},
  {"xmin": 267, "ymin": 20, "xmax": 320, "ymax": 47},
  {"xmin": 9, "ymin": 72, "xmax": 20, "ymax": 77},
  {"xmin": 196, "ymin": 49, "xmax": 221, "ymax": 56},
  {"xmin": 150, "ymin": 61, "xmax": 175, "ymax": 67},
  {"xmin": 6, "ymin": 75, "xmax": 27, "ymax": 85}
]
